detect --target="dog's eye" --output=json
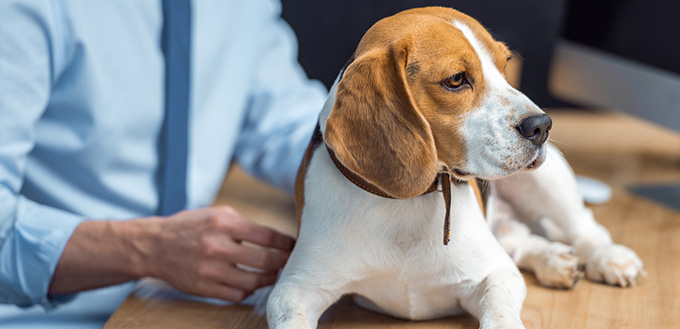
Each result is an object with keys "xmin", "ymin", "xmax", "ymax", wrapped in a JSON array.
[{"xmin": 441, "ymin": 73, "xmax": 468, "ymax": 91}]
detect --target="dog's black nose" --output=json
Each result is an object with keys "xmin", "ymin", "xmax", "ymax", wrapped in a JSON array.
[{"xmin": 516, "ymin": 114, "xmax": 552, "ymax": 146}]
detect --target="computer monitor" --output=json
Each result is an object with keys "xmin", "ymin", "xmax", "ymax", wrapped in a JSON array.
[
  {"xmin": 549, "ymin": 0, "xmax": 680, "ymax": 132},
  {"xmin": 548, "ymin": 0, "xmax": 680, "ymax": 211}
]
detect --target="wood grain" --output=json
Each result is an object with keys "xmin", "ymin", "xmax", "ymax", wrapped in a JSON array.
[{"xmin": 104, "ymin": 109, "xmax": 680, "ymax": 329}]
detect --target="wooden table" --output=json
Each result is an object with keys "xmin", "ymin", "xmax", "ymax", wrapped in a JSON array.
[{"xmin": 104, "ymin": 109, "xmax": 680, "ymax": 329}]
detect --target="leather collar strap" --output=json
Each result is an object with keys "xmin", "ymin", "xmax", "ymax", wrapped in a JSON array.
[
  {"xmin": 323, "ymin": 137, "xmax": 455, "ymax": 245},
  {"xmin": 326, "ymin": 146, "xmax": 440, "ymax": 199}
]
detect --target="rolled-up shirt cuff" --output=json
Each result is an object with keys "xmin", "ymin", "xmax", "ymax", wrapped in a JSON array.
[{"xmin": 0, "ymin": 196, "xmax": 85, "ymax": 310}]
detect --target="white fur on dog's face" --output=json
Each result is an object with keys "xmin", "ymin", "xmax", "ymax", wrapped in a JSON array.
[{"xmin": 454, "ymin": 21, "xmax": 548, "ymax": 180}]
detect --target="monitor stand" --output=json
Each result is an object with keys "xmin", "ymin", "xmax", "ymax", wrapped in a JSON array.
[{"xmin": 629, "ymin": 183, "xmax": 680, "ymax": 212}]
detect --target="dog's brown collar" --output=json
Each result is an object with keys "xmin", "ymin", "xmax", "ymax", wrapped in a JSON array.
[
  {"xmin": 317, "ymin": 125, "xmax": 457, "ymax": 245},
  {"xmin": 326, "ymin": 145, "xmax": 440, "ymax": 199}
]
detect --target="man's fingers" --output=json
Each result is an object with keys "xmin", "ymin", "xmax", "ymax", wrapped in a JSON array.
[
  {"xmin": 224, "ymin": 267, "xmax": 277, "ymax": 291},
  {"xmin": 227, "ymin": 243, "xmax": 290, "ymax": 270},
  {"xmin": 194, "ymin": 281, "xmax": 251, "ymax": 302},
  {"xmin": 233, "ymin": 222, "xmax": 295, "ymax": 251},
  {"xmin": 212, "ymin": 206, "xmax": 295, "ymax": 251},
  {"xmin": 158, "ymin": 206, "xmax": 288, "ymax": 302},
  {"xmin": 199, "ymin": 263, "xmax": 278, "ymax": 292}
]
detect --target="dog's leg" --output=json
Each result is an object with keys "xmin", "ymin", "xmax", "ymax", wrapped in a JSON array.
[
  {"xmin": 494, "ymin": 144, "xmax": 645, "ymax": 287},
  {"xmin": 266, "ymin": 281, "xmax": 340, "ymax": 329},
  {"xmin": 266, "ymin": 246, "xmax": 347, "ymax": 329},
  {"xmin": 491, "ymin": 196, "xmax": 583, "ymax": 288},
  {"xmin": 461, "ymin": 267, "xmax": 526, "ymax": 329}
]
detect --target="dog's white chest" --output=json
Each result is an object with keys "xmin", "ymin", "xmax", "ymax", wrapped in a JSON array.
[
  {"xmin": 327, "ymin": 188, "xmax": 507, "ymax": 320},
  {"xmin": 349, "ymin": 241, "xmax": 468, "ymax": 320}
]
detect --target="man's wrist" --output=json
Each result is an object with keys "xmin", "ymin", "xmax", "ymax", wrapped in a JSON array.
[
  {"xmin": 49, "ymin": 217, "xmax": 164, "ymax": 295},
  {"xmin": 110, "ymin": 216, "xmax": 164, "ymax": 278}
]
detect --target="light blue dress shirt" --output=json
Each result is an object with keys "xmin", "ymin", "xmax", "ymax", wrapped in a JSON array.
[{"xmin": 0, "ymin": 0, "xmax": 326, "ymax": 327}]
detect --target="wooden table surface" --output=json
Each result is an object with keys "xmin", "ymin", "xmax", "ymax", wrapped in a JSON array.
[{"xmin": 104, "ymin": 109, "xmax": 680, "ymax": 329}]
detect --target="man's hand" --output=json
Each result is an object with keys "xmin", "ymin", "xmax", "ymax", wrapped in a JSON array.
[
  {"xmin": 49, "ymin": 206, "xmax": 294, "ymax": 302},
  {"xmin": 142, "ymin": 206, "xmax": 294, "ymax": 301}
]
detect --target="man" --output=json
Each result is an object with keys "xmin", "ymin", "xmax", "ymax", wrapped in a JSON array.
[{"xmin": 0, "ymin": 0, "xmax": 326, "ymax": 327}]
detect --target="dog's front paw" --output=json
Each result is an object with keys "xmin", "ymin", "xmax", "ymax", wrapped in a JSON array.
[
  {"xmin": 584, "ymin": 244, "xmax": 645, "ymax": 287},
  {"xmin": 533, "ymin": 242, "xmax": 584, "ymax": 289},
  {"xmin": 268, "ymin": 313, "xmax": 312, "ymax": 329},
  {"xmin": 480, "ymin": 315, "xmax": 525, "ymax": 329},
  {"xmin": 480, "ymin": 323, "xmax": 525, "ymax": 329}
]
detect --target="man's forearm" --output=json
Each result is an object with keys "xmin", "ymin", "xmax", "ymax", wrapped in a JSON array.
[{"xmin": 48, "ymin": 218, "xmax": 159, "ymax": 295}]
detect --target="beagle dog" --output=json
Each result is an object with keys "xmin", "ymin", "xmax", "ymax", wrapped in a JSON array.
[{"xmin": 267, "ymin": 7, "xmax": 644, "ymax": 329}]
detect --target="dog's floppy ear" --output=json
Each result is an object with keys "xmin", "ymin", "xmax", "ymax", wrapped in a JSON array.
[{"xmin": 324, "ymin": 42, "xmax": 438, "ymax": 199}]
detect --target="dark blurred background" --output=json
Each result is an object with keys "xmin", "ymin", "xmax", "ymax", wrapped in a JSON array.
[
  {"xmin": 280, "ymin": 0, "xmax": 568, "ymax": 108},
  {"xmin": 281, "ymin": 0, "xmax": 680, "ymax": 115}
]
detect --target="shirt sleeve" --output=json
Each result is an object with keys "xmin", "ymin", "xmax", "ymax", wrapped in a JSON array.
[
  {"xmin": 233, "ymin": 0, "xmax": 328, "ymax": 194},
  {"xmin": 0, "ymin": 1, "xmax": 84, "ymax": 309}
]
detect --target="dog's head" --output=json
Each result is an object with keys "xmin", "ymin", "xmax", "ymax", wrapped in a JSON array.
[{"xmin": 324, "ymin": 7, "xmax": 551, "ymax": 198}]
